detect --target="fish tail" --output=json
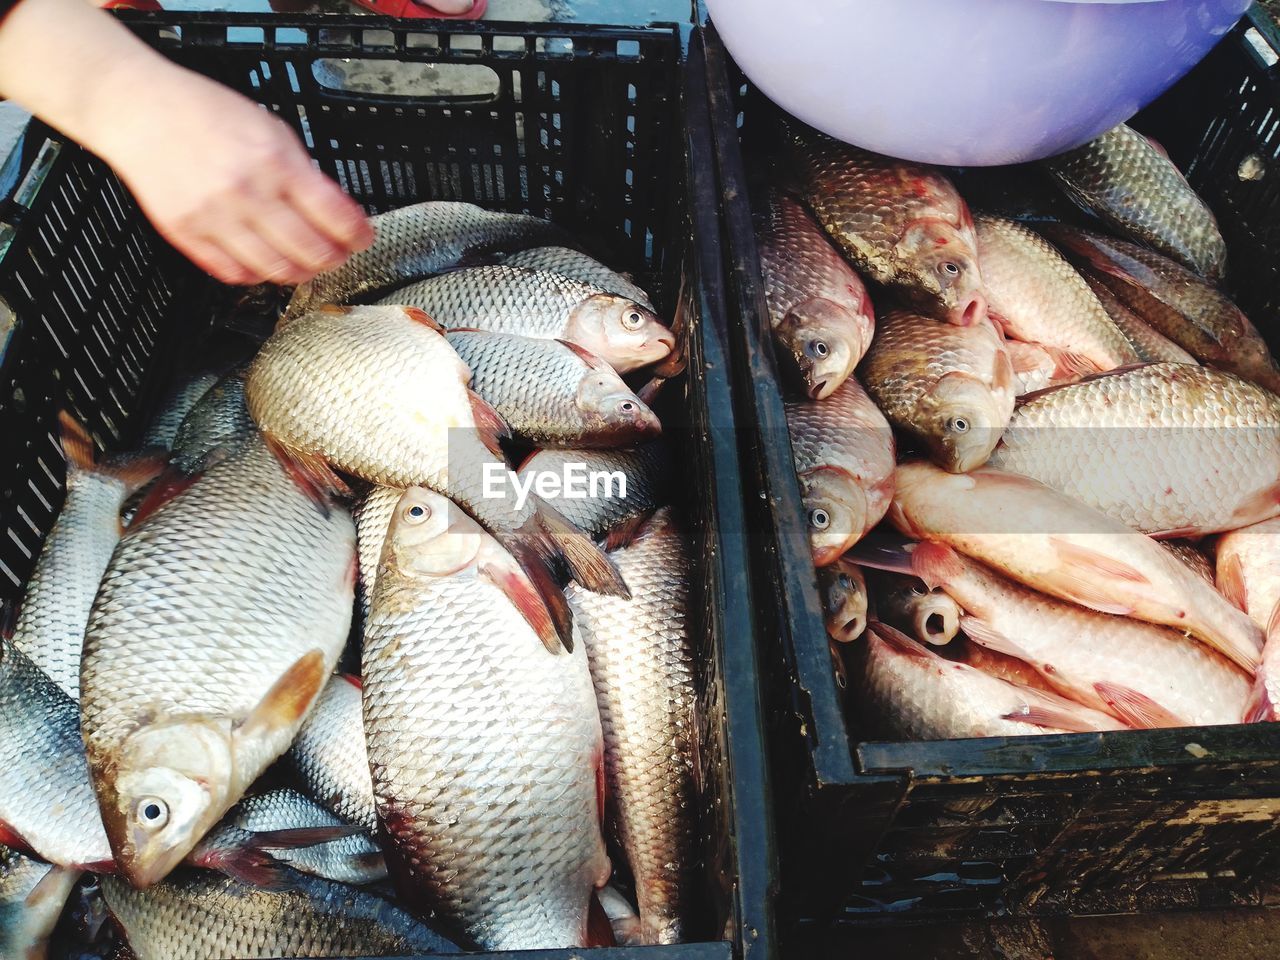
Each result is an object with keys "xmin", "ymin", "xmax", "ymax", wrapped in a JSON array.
[
  {"xmin": 533, "ymin": 501, "xmax": 630, "ymax": 599},
  {"xmin": 99, "ymin": 448, "xmax": 169, "ymax": 496}
]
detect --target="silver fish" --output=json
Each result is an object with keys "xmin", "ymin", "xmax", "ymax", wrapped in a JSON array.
[
  {"xmin": 1, "ymin": 846, "xmax": 81, "ymax": 960},
  {"xmin": 363, "ymin": 487, "xmax": 609, "ymax": 950},
  {"xmin": 285, "ymin": 674, "xmax": 377, "ymax": 832},
  {"xmin": 170, "ymin": 368, "xmax": 255, "ymax": 475},
  {"xmin": 502, "ymin": 247, "xmax": 654, "ymax": 309},
  {"xmin": 81, "ymin": 436, "xmax": 356, "ymax": 888},
  {"xmin": 567, "ymin": 509, "xmax": 697, "ymax": 945}
]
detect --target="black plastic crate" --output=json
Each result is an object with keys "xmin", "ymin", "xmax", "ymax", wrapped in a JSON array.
[
  {"xmin": 704, "ymin": 5, "xmax": 1280, "ymax": 944},
  {"xmin": 0, "ymin": 15, "xmax": 775, "ymax": 960}
]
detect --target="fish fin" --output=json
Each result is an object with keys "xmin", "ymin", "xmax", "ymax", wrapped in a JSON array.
[
  {"xmin": 317, "ymin": 304, "xmax": 353, "ymax": 315},
  {"xmin": 237, "ymin": 649, "xmax": 329, "ymax": 743},
  {"xmin": 24, "ymin": 865, "xmax": 81, "ymax": 910},
  {"xmin": 0, "ymin": 600, "xmax": 17, "ymax": 640},
  {"xmin": 1146, "ymin": 526, "xmax": 1203, "ymax": 540},
  {"xmin": 350, "ymin": 851, "xmax": 390, "ymax": 881},
  {"xmin": 203, "ymin": 845, "xmax": 299, "ymax": 891},
  {"xmin": 100, "ymin": 448, "xmax": 169, "ymax": 496},
  {"xmin": 481, "ymin": 555, "xmax": 568, "ymax": 655},
  {"xmin": 1223, "ymin": 482, "xmax": 1280, "ymax": 533},
  {"xmin": 586, "ymin": 892, "xmax": 617, "ymax": 948},
  {"xmin": 535, "ymin": 502, "xmax": 630, "ymax": 598},
  {"xmin": 263, "ymin": 434, "xmax": 351, "ymax": 509},
  {"xmin": 555, "ymin": 338, "xmax": 612, "ymax": 371},
  {"xmin": 247, "ymin": 825, "xmax": 366, "ymax": 850},
  {"xmin": 125, "ymin": 466, "xmax": 202, "ymax": 527},
  {"xmin": 991, "ymin": 347, "xmax": 1015, "ymax": 395},
  {"xmin": 868, "ymin": 621, "xmax": 935, "ymax": 660},
  {"xmin": 1093, "ymin": 681, "xmax": 1187, "ymax": 729},
  {"xmin": 1245, "ymin": 680, "xmax": 1277, "ymax": 723},
  {"xmin": 341, "ymin": 672, "xmax": 363, "ymax": 691},
  {"xmin": 847, "ymin": 536, "xmax": 917, "ymax": 576},
  {"xmin": 400, "ymin": 306, "xmax": 447, "ymax": 335},
  {"xmin": 910, "ymin": 541, "xmax": 964, "ymax": 590},
  {"xmin": 1047, "ymin": 536, "xmax": 1146, "ymax": 611},
  {"xmin": 1217, "ymin": 553, "xmax": 1248, "ymax": 611},
  {"xmin": 1002, "ymin": 702, "xmax": 1106, "ymax": 733},
  {"xmin": 635, "ymin": 375, "xmax": 668, "ymax": 406},
  {"xmin": 468, "ymin": 394, "xmax": 509, "ymax": 458},
  {"xmin": 0, "ymin": 820, "xmax": 33, "ymax": 856},
  {"xmin": 959, "ymin": 616, "xmax": 1036, "ymax": 664},
  {"xmin": 1143, "ymin": 131, "xmax": 1172, "ymax": 161},
  {"xmin": 1007, "ymin": 341, "xmax": 1048, "ymax": 374},
  {"xmin": 1043, "ymin": 345, "xmax": 1103, "ymax": 381},
  {"xmin": 58, "ymin": 410, "xmax": 97, "ymax": 471},
  {"xmin": 602, "ymin": 512, "xmax": 653, "ymax": 551}
]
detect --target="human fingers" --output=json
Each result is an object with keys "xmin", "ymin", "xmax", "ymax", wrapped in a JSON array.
[
  {"xmin": 211, "ymin": 216, "xmax": 313, "ymax": 285},
  {"xmin": 241, "ymin": 192, "xmax": 347, "ymax": 276},
  {"xmin": 283, "ymin": 165, "xmax": 375, "ymax": 254}
]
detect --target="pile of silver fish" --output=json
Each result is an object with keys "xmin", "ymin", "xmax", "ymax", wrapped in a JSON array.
[
  {"xmin": 1, "ymin": 200, "xmax": 699, "ymax": 959},
  {"xmin": 765, "ymin": 120, "xmax": 1280, "ymax": 740}
]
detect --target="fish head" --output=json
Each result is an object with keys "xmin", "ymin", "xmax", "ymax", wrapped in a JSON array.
[
  {"xmin": 576, "ymin": 371, "xmax": 663, "ymax": 441},
  {"xmin": 818, "ymin": 556, "xmax": 867, "ymax": 642},
  {"xmin": 896, "ymin": 221, "xmax": 987, "ymax": 326},
  {"xmin": 565, "ymin": 295, "xmax": 675, "ymax": 373},
  {"xmin": 774, "ymin": 298, "xmax": 865, "ymax": 400},
  {"xmin": 382, "ymin": 486, "xmax": 483, "ymax": 579},
  {"xmin": 916, "ymin": 372, "xmax": 1004, "ymax": 473},
  {"xmin": 98, "ymin": 719, "xmax": 235, "ymax": 888},
  {"xmin": 872, "ymin": 571, "xmax": 960, "ymax": 646},
  {"xmin": 799, "ymin": 466, "xmax": 867, "ymax": 567}
]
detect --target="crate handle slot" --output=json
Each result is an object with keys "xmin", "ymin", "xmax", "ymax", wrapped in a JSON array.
[{"xmin": 310, "ymin": 59, "xmax": 500, "ymax": 104}]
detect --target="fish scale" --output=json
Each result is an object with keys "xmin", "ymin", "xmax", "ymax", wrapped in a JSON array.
[
  {"xmin": 447, "ymin": 331, "xmax": 659, "ymax": 447},
  {"xmin": 378, "ymin": 265, "xmax": 607, "ymax": 336},
  {"xmin": 566, "ymin": 511, "xmax": 697, "ymax": 945},
  {"xmin": 790, "ymin": 127, "xmax": 985, "ymax": 326},
  {"xmin": 990, "ymin": 363, "xmax": 1280, "ymax": 537},
  {"xmin": 285, "ymin": 200, "xmax": 571, "ymax": 319},
  {"xmin": 1042, "ymin": 123, "xmax": 1227, "ymax": 281},
  {"xmin": 859, "ymin": 309, "xmax": 1014, "ymax": 473},
  {"xmin": 974, "ymin": 214, "xmax": 1136, "ymax": 371},
  {"xmin": 170, "ymin": 368, "xmax": 255, "ymax": 474},
  {"xmin": 101, "ymin": 869, "xmax": 458, "ymax": 960},
  {"xmin": 81, "ymin": 435, "xmax": 356, "ymax": 887},
  {"xmin": 363, "ymin": 490, "xmax": 607, "ymax": 951},
  {"xmin": 286, "ymin": 675, "xmax": 378, "ymax": 832},
  {"xmin": 758, "ymin": 190, "xmax": 875, "ymax": 399},
  {"xmin": 503, "ymin": 246, "xmax": 654, "ymax": 309},
  {"xmin": 785, "ymin": 377, "xmax": 895, "ymax": 565},
  {"xmin": 0, "ymin": 639, "xmax": 112, "ymax": 869},
  {"xmin": 1, "ymin": 845, "xmax": 81, "ymax": 960}
]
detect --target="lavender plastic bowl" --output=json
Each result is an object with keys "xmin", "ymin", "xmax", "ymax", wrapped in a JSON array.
[{"xmin": 706, "ymin": 0, "xmax": 1252, "ymax": 166}]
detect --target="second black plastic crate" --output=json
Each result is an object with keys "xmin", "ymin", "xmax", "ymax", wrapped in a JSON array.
[
  {"xmin": 0, "ymin": 15, "xmax": 775, "ymax": 960},
  {"xmin": 704, "ymin": 5, "xmax": 1280, "ymax": 944}
]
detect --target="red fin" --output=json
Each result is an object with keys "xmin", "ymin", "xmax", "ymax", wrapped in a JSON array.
[
  {"xmin": 1146, "ymin": 526, "xmax": 1204, "ymax": 540},
  {"xmin": 586, "ymin": 892, "xmax": 617, "ymax": 948},
  {"xmin": 1044, "ymin": 345, "xmax": 1104, "ymax": 380},
  {"xmin": 535, "ymin": 502, "xmax": 630, "ymax": 598},
  {"xmin": 317, "ymin": 304, "xmax": 353, "ymax": 315},
  {"xmin": 556, "ymin": 338, "xmax": 612, "ymax": 371},
  {"xmin": 0, "ymin": 820, "xmax": 33, "ymax": 856},
  {"xmin": 1049, "ymin": 539, "xmax": 1149, "ymax": 584},
  {"xmin": 1093, "ymin": 681, "xmax": 1187, "ymax": 729},
  {"xmin": 1224, "ymin": 482, "xmax": 1280, "ymax": 532},
  {"xmin": 960, "ymin": 616, "xmax": 1035, "ymax": 664},
  {"xmin": 847, "ymin": 536, "xmax": 917, "ymax": 576},
  {"xmin": 341, "ymin": 673, "xmax": 362, "ymax": 691},
  {"xmin": 910, "ymin": 541, "xmax": 965, "ymax": 590},
  {"xmin": 1007, "ymin": 341, "xmax": 1051, "ymax": 375},
  {"xmin": 481, "ymin": 557, "xmax": 568, "ymax": 655},
  {"xmin": 1216, "ymin": 552, "xmax": 1248, "ymax": 611},
  {"xmin": 991, "ymin": 348, "xmax": 1015, "ymax": 396},
  {"xmin": 263, "ymin": 434, "xmax": 351, "ymax": 508},
  {"xmin": 602, "ymin": 512, "xmax": 653, "ymax": 551},
  {"xmin": 201, "ymin": 845, "xmax": 297, "ymax": 891},
  {"xmin": 100, "ymin": 449, "xmax": 168, "ymax": 496},
  {"xmin": 58, "ymin": 411, "xmax": 97, "ymax": 471},
  {"xmin": 401, "ymin": 306, "xmax": 446, "ymax": 334},
  {"xmin": 1245, "ymin": 679, "xmax": 1277, "ymax": 723},
  {"xmin": 238, "ymin": 650, "xmax": 329, "ymax": 742},
  {"xmin": 248, "ymin": 825, "xmax": 365, "ymax": 850},
  {"xmin": 1004, "ymin": 688, "xmax": 1122, "ymax": 732},
  {"xmin": 635, "ymin": 376, "xmax": 668, "ymax": 406},
  {"xmin": 127, "ymin": 467, "xmax": 201, "ymax": 527},
  {"xmin": 0, "ymin": 600, "xmax": 17, "ymax": 641},
  {"xmin": 868, "ymin": 621, "xmax": 935, "ymax": 660},
  {"xmin": 468, "ymin": 394, "xmax": 510, "ymax": 457}
]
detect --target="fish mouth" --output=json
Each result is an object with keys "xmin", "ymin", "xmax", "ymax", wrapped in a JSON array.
[
  {"xmin": 949, "ymin": 293, "xmax": 987, "ymax": 327},
  {"xmin": 807, "ymin": 380, "xmax": 830, "ymax": 401},
  {"xmin": 834, "ymin": 611, "xmax": 865, "ymax": 643}
]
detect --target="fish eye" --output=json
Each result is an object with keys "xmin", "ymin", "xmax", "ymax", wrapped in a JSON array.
[
  {"xmin": 135, "ymin": 797, "xmax": 169, "ymax": 831},
  {"xmin": 838, "ymin": 574, "xmax": 851, "ymax": 589},
  {"xmin": 405, "ymin": 503, "xmax": 431, "ymax": 524},
  {"xmin": 909, "ymin": 584, "xmax": 927, "ymax": 597},
  {"xmin": 947, "ymin": 416, "xmax": 970, "ymax": 434},
  {"xmin": 939, "ymin": 261, "xmax": 960, "ymax": 277},
  {"xmin": 809, "ymin": 339, "xmax": 829, "ymax": 358},
  {"xmin": 623, "ymin": 310, "xmax": 644, "ymax": 330},
  {"xmin": 809, "ymin": 508, "xmax": 831, "ymax": 531},
  {"xmin": 618, "ymin": 400, "xmax": 636, "ymax": 413}
]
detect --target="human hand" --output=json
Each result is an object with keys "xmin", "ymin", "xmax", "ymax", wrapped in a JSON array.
[{"xmin": 90, "ymin": 62, "xmax": 374, "ymax": 286}]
